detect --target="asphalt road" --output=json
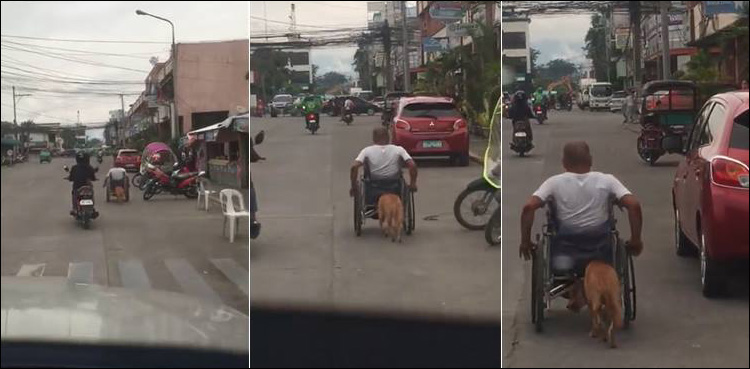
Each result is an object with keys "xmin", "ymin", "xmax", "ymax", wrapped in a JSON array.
[
  {"xmin": 1, "ymin": 156, "xmax": 249, "ymax": 315},
  {"xmin": 250, "ymin": 114, "xmax": 502, "ymax": 323},
  {"xmin": 501, "ymin": 108, "xmax": 749, "ymax": 367}
]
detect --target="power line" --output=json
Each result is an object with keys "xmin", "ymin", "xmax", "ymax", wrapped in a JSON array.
[
  {"xmin": 1, "ymin": 39, "xmax": 169, "ymax": 59},
  {"xmin": 0, "ymin": 34, "xmax": 168, "ymax": 44},
  {"xmin": 1, "ymin": 43, "xmax": 152, "ymax": 73},
  {"xmin": 308, "ymin": 1, "xmax": 367, "ymax": 11},
  {"xmin": 249, "ymin": 15, "xmax": 365, "ymax": 30}
]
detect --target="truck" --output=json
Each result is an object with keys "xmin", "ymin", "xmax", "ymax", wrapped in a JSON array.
[{"xmin": 577, "ymin": 80, "xmax": 612, "ymax": 111}]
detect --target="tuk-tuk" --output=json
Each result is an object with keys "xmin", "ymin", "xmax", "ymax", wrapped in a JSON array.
[
  {"xmin": 39, "ymin": 149, "xmax": 52, "ymax": 164},
  {"xmin": 637, "ymin": 80, "xmax": 698, "ymax": 165},
  {"xmin": 381, "ymin": 91, "xmax": 414, "ymax": 126}
]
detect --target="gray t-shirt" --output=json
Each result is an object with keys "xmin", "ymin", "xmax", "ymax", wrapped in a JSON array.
[
  {"xmin": 533, "ymin": 171, "xmax": 631, "ymax": 230},
  {"xmin": 355, "ymin": 144, "xmax": 412, "ymax": 180},
  {"xmin": 107, "ymin": 167, "xmax": 127, "ymax": 181}
]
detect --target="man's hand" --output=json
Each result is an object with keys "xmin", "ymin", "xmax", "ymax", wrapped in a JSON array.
[
  {"xmin": 627, "ymin": 238, "xmax": 643, "ymax": 257},
  {"xmin": 519, "ymin": 240, "xmax": 536, "ymax": 261},
  {"xmin": 408, "ymin": 182, "xmax": 417, "ymax": 192},
  {"xmin": 349, "ymin": 187, "xmax": 356, "ymax": 198}
]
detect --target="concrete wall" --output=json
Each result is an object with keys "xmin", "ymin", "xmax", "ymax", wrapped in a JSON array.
[{"xmin": 175, "ymin": 40, "xmax": 249, "ymax": 133}]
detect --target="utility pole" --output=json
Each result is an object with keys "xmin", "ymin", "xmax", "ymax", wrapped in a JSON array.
[
  {"xmin": 119, "ymin": 94, "xmax": 126, "ymax": 147},
  {"xmin": 660, "ymin": 1, "xmax": 671, "ymax": 79},
  {"xmin": 401, "ymin": 1, "xmax": 410, "ymax": 92},
  {"xmin": 631, "ymin": 1, "xmax": 642, "ymax": 92},
  {"xmin": 383, "ymin": 19, "xmax": 393, "ymax": 91},
  {"xmin": 12, "ymin": 86, "xmax": 31, "ymax": 159},
  {"xmin": 604, "ymin": 11, "xmax": 611, "ymax": 83}
]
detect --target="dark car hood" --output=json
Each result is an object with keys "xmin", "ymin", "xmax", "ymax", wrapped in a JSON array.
[{"xmin": 0, "ymin": 277, "xmax": 248, "ymax": 353}]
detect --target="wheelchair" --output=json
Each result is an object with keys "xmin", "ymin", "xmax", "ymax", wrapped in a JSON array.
[
  {"xmin": 353, "ymin": 161, "xmax": 415, "ymax": 236},
  {"xmin": 531, "ymin": 198, "xmax": 636, "ymax": 333}
]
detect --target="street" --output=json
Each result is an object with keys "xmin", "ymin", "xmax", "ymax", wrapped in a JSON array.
[
  {"xmin": 0, "ymin": 157, "xmax": 249, "ymax": 315},
  {"xmin": 501, "ymin": 108, "xmax": 749, "ymax": 367},
  {"xmin": 250, "ymin": 114, "xmax": 502, "ymax": 322}
]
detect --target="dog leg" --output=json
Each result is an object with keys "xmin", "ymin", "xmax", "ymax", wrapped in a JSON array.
[{"xmin": 608, "ymin": 321, "xmax": 617, "ymax": 348}]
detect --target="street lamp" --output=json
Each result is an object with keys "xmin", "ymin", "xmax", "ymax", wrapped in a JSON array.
[{"xmin": 136, "ymin": 9, "xmax": 178, "ymax": 140}]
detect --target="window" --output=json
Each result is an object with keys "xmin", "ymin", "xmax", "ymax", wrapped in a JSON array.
[
  {"xmin": 503, "ymin": 32, "xmax": 526, "ymax": 49},
  {"xmin": 401, "ymin": 102, "xmax": 461, "ymax": 118},
  {"xmin": 729, "ymin": 109, "xmax": 749, "ymax": 150},
  {"xmin": 688, "ymin": 102, "xmax": 713, "ymax": 151},
  {"xmin": 703, "ymin": 103, "xmax": 726, "ymax": 146}
]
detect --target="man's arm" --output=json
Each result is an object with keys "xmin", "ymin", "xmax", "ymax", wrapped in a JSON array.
[
  {"xmin": 405, "ymin": 159, "xmax": 417, "ymax": 191},
  {"xmin": 520, "ymin": 196, "xmax": 545, "ymax": 260},
  {"xmin": 350, "ymin": 160, "xmax": 363, "ymax": 197},
  {"xmin": 619, "ymin": 194, "xmax": 643, "ymax": 256}
]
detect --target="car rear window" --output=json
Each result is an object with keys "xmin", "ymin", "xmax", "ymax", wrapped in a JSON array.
[
  {"xmin": 401, "ymin": 103, "xmax": 460, "ymax": 118},
  {"xmin": 730, "ymin": 109, "xmax": 749, "ymax": 150},
  {"xmin": 119, "ymin": 151, "xmax": 139, "ymax": 157}
]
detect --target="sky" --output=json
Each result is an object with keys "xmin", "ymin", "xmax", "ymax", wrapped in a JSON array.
[
  {"xmin": 1, "ymin": 1, "xmax": 247, "ymax": 126},
  {"xmin": 528, "ymin": 13, "xmax": 591, "ymax": 66},
  {"xmin": 249, "ymin": 1, "xmax": 369, "ymax": 77}
]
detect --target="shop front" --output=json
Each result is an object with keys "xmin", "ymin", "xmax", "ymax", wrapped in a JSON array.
[{"xmin": 188, "ymin": 114, "xmax": 249, "ymax": 189}]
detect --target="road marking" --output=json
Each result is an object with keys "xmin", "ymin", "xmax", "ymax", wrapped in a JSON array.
[
  {"xmin": 118, "ymin": 260, "xmax": 151, "ymax": 289},
  {"xmin": 16, "ymin": 263, "xmax": 45, "ymax": 277},
  {"xmin": 164, "ymin": 258, "xmax": 221, "ymax": 303},
  {"xmin": 67, "ymin": 262, "xmax": 94, "ymax": 284},
  {"xmin": 210, "ymin": 258, "xmax": 248, "ymax": 295}
]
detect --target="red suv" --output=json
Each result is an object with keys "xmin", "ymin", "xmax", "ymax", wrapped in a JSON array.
[
  {"xmin": 391, "ymin": 96, "xmax": 469, "ymax": 166},
  {"xmin": 671, "ymin": 91, "xmax": 748, "ymax": 297},
  {"xmin": 115, "ymin": 149, "xmax": 142, "ymax": 172}
]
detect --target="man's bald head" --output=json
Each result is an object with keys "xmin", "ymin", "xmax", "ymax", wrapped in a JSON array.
[
  {"xmin": 562, "ymin": 141, "xmax": 592, "ymax": 172},
  {"xmin": 373, "ymin": 127, "xmax": 390, "ymax": 145}
]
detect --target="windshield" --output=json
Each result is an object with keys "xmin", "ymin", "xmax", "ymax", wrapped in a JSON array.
[
  {"xmin": 612, "ymin": 91, "xmax": 627, "ymax": 98},
  {"xmin": 591, "ymin": 85, "xmax": 612, "ymax": 97},
  {"xmin": 118, "ymin": 151, "xmax": 139, "ymax": 157},
  {"xmin": 401, "ymin": 102, "xmax": 461, "ymax": 118},
  {"xmin": 273, "ymin": 95, "xmax": 292, "ymax": 103}
]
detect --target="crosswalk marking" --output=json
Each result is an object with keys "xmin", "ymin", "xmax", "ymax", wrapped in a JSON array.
[
  {"xmin": 210, "ymin": 258, "xmax": 249, "ymax": 295},
  {"xmin": 67, "ymin": 262, "xmax": 94, "ymax": 284},
  {"xmin": 16, "ymin": 263, "xmax": 45, "ymax": 277},
  {"xmin": 118, "ymin": 260, "xmax": 151, "ymax": 289},
  {"xmin": 164, "ymin": 258, "xmax": 221, "ymax": 303}
]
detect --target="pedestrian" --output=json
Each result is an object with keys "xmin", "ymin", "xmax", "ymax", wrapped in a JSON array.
[
  {"xmin": 741, "ymin": 79, "xmax": 749, "ymax": 91},
  {"xmin": 623, "ymin": 89, "xmax": 636, "ymax": 124}
]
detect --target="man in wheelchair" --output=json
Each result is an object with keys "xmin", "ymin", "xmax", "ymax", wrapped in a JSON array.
[
  {"xmin": 519, "ymin": 141, "xmax": 643, "ymax": 306},
  {"xmin": 350, "ymin": 127, "xmax": 418, "ymax": 218}
]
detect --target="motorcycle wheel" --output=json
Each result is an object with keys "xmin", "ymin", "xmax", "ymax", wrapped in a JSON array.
[
  {"xmin": 143, "ymin": 183, "xmax": 156, "ymax": 201},
  {"xmin": 484, "ymin": 207, "xmax": 502, "ymax": 246},
  {"xmin": 453, "ymin": 186, "xmax": 498, "ymax": 230},
  {"xmin": 184, "ymin": 185, "xmax": 199, "ymax": 199},
  {"xmin": 132, "ymin": 173, "xmax": 142, "ymax": 188}
]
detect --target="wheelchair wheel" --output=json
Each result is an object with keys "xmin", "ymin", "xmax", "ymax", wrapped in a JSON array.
[
  {"xmin": 354, "ymin": 183, "xmax": 363, "ymax": 236},
  {"xmin": 617, "ymin": 240, "xmax": 636, "ymax": 328},
  {"xmin": 404, "ymin": 189, "xmax": 415, "ymax": 235}
]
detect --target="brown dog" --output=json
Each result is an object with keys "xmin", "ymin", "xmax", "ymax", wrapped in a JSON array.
[
  {"xmin": 113, "ymin": 186, "xmax": 126, "ymax": 203},
  {"xmin": 377, "ymin": 193, "xmax": 403, "ymax": 243},
  {"xmin": 584, "ymin": 260, "xmax": 623, "ymax": 348}
]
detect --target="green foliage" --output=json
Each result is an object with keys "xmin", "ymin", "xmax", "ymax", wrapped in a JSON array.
[
  {"xmin": 584, "ymin": 13, "xmax": 609, "ymax": 82},
  {"xmin": 682, "ymin": 49, "xmax": 719, "ymax": 82},
  {"xmin": 251, "ymin": 48, "xmax": 292, "ymax": 100}
]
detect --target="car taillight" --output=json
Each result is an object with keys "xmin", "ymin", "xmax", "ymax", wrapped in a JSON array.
[
  {"xmin": 453, "ymin": 119, "xmax": 467, "ymax": 130},
  {"xmin": 711, "ymin": 156, "xmax": 750, "ymax": 189},
  {"xmin": 395, "ymin": 119, "xmax": 411, "ymax": 130}
]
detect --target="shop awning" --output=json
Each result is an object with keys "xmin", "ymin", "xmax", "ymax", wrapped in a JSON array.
[
  {"xmin": 188, "ymin": 114, "xmax": 249, "ymax": 135},
  {"xmin": 1, "ymin": 138, "xmax": 21, "ymax": 146}
]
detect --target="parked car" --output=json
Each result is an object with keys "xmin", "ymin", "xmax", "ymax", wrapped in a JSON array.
[
  {"xmin": 390, "ymin": 96, "xmax": 469, "ymax": 166},
  {"xmin": 609, "ymin": 90, "xmax": 627, "ymax": 112},
  {"xmin": 114, "ymin": 149, "xmax": 142, "ymax": 172},
  {"xmin": 670, "ymin": 91, "xmax": 748, "ymax": 297},
  {"xmin": 322, "ymin": 96, "xmax": 381, "ymax": 116},
  {"xmin": 269, "ymin": 94, "xmax": 294, "ymax": 117},
  {"xmin": 372, "ymin": 96, "xmax": 385, "ymax": 110}
]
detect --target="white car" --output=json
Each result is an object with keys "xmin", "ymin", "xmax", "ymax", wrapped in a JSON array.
[{"xmin": 609, "ymin": 90, "xmax": 627, "ymax": 112}]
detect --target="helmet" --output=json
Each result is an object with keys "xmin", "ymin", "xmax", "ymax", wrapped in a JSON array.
[
  {"xmin": 513, "ymin": 90, "xmax": 527, "ymax": 102},
  {"xmin": 75, "ymin": 151, "xmax": 90, "ymax": 165}
]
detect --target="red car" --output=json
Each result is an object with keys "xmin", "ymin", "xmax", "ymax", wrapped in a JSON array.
[
  {"xmin": 391, "ymin": 96, "xmax": 469, "ymax": 166},
  {"xmin": 671, "ymin": 91, "xmax": 748, "ymax": 297},
  {"xmin": 115, "ymin": 149, "xmax": 141, "ymax": 172}
]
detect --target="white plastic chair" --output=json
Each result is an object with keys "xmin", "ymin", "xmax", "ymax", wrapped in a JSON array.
[
  {"xmin": 220, "ymin": 189, "xmax": 249, "ymax": 243},
  {"xmin": 197, "ymin": 178, "xmax": 217, "ymax": 211}
]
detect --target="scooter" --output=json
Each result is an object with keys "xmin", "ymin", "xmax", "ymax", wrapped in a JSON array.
[
  {"xmin": 342, "ymin": 109, "xmax": 353, "ymax": 125},
  {"xmin": 305, "ymin": 112, "xmax": 320, "ymax": 135},
  {"xmin": 533, "ymin": 103, "xmax": 547, "ymax": 124},
  {"xmin": 453, "ymin": 176, "xmax": 501, "ymax": 232},
  {"xmin": 64, "ymin": 165, "xmax": 99, "ymax": 229},
  {"xmin": 510, "ymin": 119, "xmax": 533, "ymax": 156},
  {"xmin": 250, "ymin": 130, "xmax": 265, "ymax": 239},
  {"xmin": 142, "ymin": 164, "xmax": 204, "ymax": 201}
]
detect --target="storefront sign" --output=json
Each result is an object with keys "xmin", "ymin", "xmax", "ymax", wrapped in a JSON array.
[
  {"xmin": 447, "ymin": 22, "xmax": 479, "ymax": 38},
  {"xmin": 423, "ymin": 37, "xmax": 449, "ymax": 53},
  {"xmin": 234, "ymin": 117, "xmax": 249, "ymax": 133},
  {"xmin": 204, "ymin": 130, "xmax": 216, "ymax": 142},
  {"xmin": 429, "ymin": 2, "xmax": 464, "ymax": 21}
]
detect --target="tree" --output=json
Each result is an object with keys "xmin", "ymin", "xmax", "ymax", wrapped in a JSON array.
[
  {"xmin": 250, "ymin": 48, "xmax": 291, "ymax": 100},
  {"xmin": 530, "ymin": 47, "xmax": 541, "ymax": 77},
  {"xmin": 683, "ymin": 49, "xmax": 718, "ymax": 82},
  {"xmin": 584, "ymin": 13, "xmax": 609, "ymax": 82},
  {"xmin": 59, "ymin": 128, "xmax": 77, "ymax": 149},
  {"xmin": 315, "ymin": 72, "xmax": 349, "ymax": 94}
]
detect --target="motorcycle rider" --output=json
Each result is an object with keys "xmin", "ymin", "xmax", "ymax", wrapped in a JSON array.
[
  {"xmin": 508, "ymin": 90, "xmax": 535, "ymax": 145},
  {"xmin": 350, "ymin": 127, "xmax": 417, "ymax": 218},
  {"xmin": 342, "ymin": 97, "xmax": 355, "ymax": 122},
  {"xmin": 532, "ymin": 87, "xmax": 548, "ymax": 123},
  {"xmin": 301, "ymin": 95, "xmax": 322, "ymax": 130},
  {"xmin": 66, "ymin": 151, "xmax": 98, "ymax": 217}
]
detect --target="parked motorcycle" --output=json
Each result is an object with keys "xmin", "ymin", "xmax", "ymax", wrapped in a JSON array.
[
  {"xmin": 510, "ymin": 119, "xmax": 533, "ymax": 156},
  {"xmin": 453, "ymin": 176, "xmax": 501, "ymax": 232},
  {"xmin": 305, "ymin": 112, "xmax": 320, "ymax": 135},
  {"xmin": 64, "ymin": 165, "xmax": 99, "ymax": 229},
  {"xmin": 142, "ymin": 163, "xmax": 204, "ymax": 201}
]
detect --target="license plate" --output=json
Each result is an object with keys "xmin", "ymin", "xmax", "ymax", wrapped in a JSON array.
[
  {"xmin": 514, "ymin": 132, "xmax": 527, "ymax": 137},
  {"xmin": 79, "ymin": 199, "xmax": 94, "ymax": 206},
  {"xmin": 308, "ymin": 120, "xmax": 317, "ymax": 123},
  {"xmin": 422, "ymin": 140, "xmax": 443, "ymax": 148}
]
